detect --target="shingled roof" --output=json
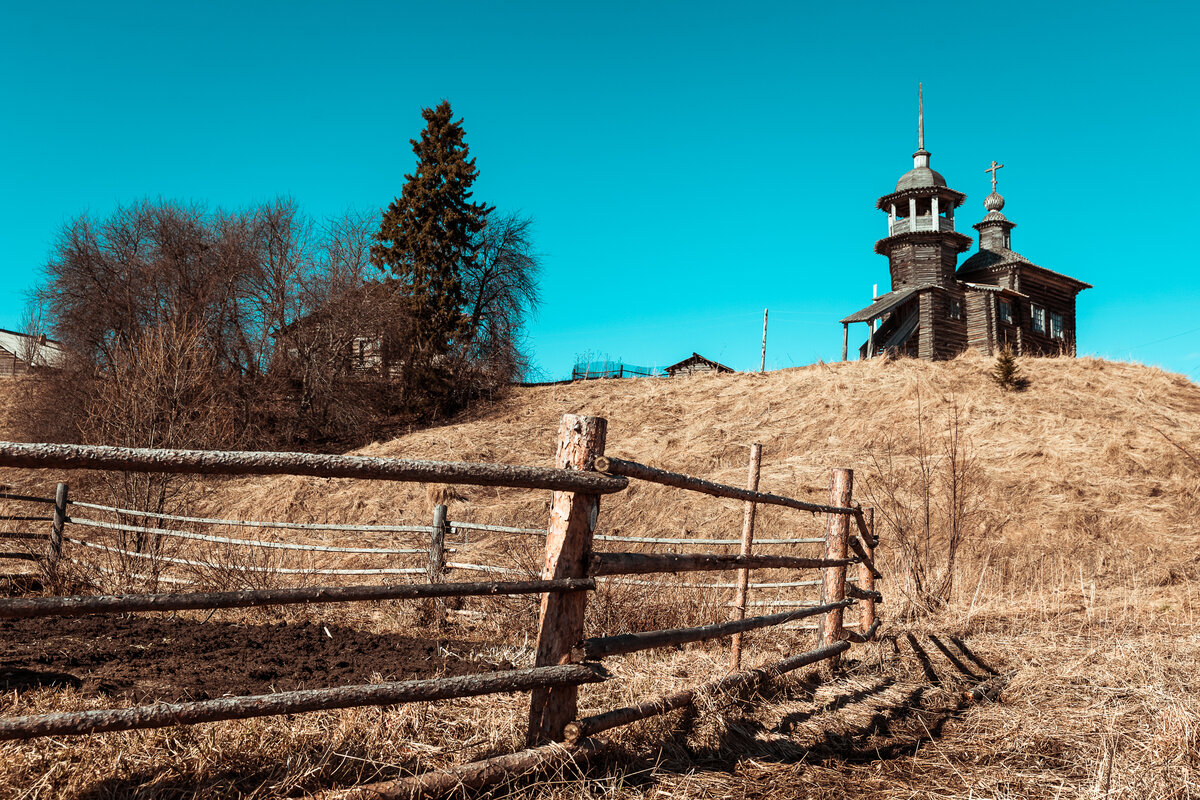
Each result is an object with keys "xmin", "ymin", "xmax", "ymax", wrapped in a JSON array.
[
  {"xmin": 839, "ymin": 284, "xmax": 932, "ymax": 324},
  {"xmin": 957, "ymin": 248, "xmax": 1092, "ymax": 290}
]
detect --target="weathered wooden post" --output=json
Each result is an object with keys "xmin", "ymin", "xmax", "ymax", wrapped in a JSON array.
[
  {"xmin": 427, "ymin": 504, "xmax": 448, "ymax": 628},
  {"xmin": 729, "ymin": 443, "xmax": 762, "ymax": 672},
  {"xmin": 48, "ymin": 482, "xmax": 67, "ymax": 571},
  {"xmin": 526, "ymin": 414, "xmax": 606, "ymax": 745},
  {"xmin": 858, "ymin": 507, "xmax": 876, "ymax": 637},
  {"xmin": 820, "ymin": 469, "xmax": 852, "ymax": 671}
]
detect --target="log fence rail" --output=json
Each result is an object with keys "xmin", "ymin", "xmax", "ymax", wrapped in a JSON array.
[{"xmin": 0, "ymin": 414, "xmax": 884, "ymax": 798}]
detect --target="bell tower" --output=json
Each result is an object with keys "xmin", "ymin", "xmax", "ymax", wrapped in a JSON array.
[{"xmin": 873, "ymin": 85, "xmax": 972, "ymax": 289}]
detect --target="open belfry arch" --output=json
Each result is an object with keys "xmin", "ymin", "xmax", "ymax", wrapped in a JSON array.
[{"xmin": 840, "ymin": 85, "xmax": 1090, "ymax": 361}]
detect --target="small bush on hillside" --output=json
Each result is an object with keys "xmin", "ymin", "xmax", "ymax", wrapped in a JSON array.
[
  {"xmin": 991, "ymin": 347, "xmax": 1029, "ymax": 392},
  {"xmin": 862, "ymin": 390, "xmax": 1005, "ymax": 617}
]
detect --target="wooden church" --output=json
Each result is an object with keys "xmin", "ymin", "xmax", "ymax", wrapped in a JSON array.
[{"xmin": 840, "ymin": 89, "xmax": 1090, "ymax": 361}]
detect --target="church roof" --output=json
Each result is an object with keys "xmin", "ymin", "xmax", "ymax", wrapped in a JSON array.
[
  {"xmin": 875, "ymin": 185, "xmax": 967, "ymax": 211},
  {"xmin": 896, "ymin": 165, "xmax": 947, "ymax": 191},
  {"xmin": 874, "ymin": 228, "xmax": 973, "ymax": 255},
  {"xmin": 840, "ymin": 284, "xmax": 932, "ymax": 324},
  {"xmin": 957, "ymin": 248, "xmax": 1092, "ymax": 290},
  {"xmin": 961, "ymin": 281, "xmax": 1028, "ymax": 298}
]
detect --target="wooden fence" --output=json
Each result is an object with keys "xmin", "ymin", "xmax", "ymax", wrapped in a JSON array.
[{"xmin": 0, "ymin": 414, "xmax": 883, "ymax": 798}]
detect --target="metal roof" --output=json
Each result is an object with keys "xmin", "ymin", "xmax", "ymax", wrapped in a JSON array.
[{"xmin": 0, "ymin": 330, "xmax": 66, "ymax": 368}]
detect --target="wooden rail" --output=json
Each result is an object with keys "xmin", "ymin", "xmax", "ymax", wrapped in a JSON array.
[
  {"xmin": 0, "ymin": 441, "xmax": 628, "ymax": 494},
  {"xmin": 0, "ymin": 664, "xmax": 606, "ymax": 741},
  {"xmin": 589, "ymin": 552, "xmax": 856, "ymax": 576},
  {"xmin": 593, "ymin": 455, "xmax": 858, "ymax": 515},
  {"xmin": 70, "ymin": 500, "xmax": 438, "ymax": 534},
  {"xmin": 0, "ymin": 578, "xmax": 596, "ymax": 620},
  {"xmin": 67, "ymin": 516, "xmax": 432, "ymax": 554},
  {"xmin": 573, "ymin": 599, "xmax": 854, "ymax": 659},
  {"xmin": 66, "ymin": 538, "xmax": 429, "ymax": 575}
]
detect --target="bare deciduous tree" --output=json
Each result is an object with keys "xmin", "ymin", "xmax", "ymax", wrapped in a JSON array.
[{"xmin": 461, "ymin": 211, "xmax": 542, "ymax": 386}]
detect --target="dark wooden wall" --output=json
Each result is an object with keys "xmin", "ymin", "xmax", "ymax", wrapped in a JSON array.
[
  {"xmin": 965, "ymin": 290, "xmax": 995, "ymax": 355},
  {"xmin": 1019, "ymin": 274, "xmax": 1077, "ymax": 356},
  {"xmin": 0, "ymin": 350, "xmax": 30, "ymax": 378}
]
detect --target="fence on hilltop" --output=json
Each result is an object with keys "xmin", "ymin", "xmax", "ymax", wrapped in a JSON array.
[
  {"xmin": 0, "ymin": 416, "xmax": 883, "ymax": 799},
  {"xmin": 570, "ymin": 359, "xmax": 663, "ymax": 381}
]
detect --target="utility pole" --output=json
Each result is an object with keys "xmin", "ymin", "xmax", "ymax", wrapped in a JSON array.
[{"xmin": 759, "ymin": 308, "xmax": 768, "ymax": 372}]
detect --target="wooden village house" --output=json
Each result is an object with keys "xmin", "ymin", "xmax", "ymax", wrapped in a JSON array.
[
  {"xmin": 840, "ymin": 89, "xmax": 1090, "ymax": 361},
  {"xmin": 0, "ymin": 330, "xmax": 65, "ymax": 377},
  {"xmin": 663, "ymin": 352, "xmax": 734, "ymax": 377}
]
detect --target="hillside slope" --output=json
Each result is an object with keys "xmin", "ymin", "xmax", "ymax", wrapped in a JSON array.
[{"xmin": 186, "ymin": 352, "xmax": 1200, "ymax": 605}]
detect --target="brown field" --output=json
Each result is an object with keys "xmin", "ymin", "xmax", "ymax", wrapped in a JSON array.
[{"xmin": 2, "ymin": 351, "xmax": 1199, "ymax": 799}]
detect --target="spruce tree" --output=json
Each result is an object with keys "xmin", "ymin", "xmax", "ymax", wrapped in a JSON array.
[
  {"xmin": 991, "ymin": 346, "xmax": 1028, "ymax": 392},
  {"xmin": 372, "ymin": 101, "xmax": 494, "ymax": 355}
]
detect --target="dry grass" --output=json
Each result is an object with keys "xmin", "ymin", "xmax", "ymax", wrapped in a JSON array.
[{"xmin": 1, "ymin": 353, "xmax": 1199, "ymax": 798}]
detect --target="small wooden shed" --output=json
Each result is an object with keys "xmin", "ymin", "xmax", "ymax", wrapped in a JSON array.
[{"xmin": 664, "ymin": 353, "xmax": 734, "ymax": 378}]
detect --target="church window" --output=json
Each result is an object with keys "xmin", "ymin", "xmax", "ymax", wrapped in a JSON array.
[
  {"xmin": 948, "ymin": 299, "xmax": 963, "ymax": 319},
  {"xmin": 1031, "ymin": 305, "xmax": 1046, "ymax": 334},
  {"xmin": 1049, "ymin": 312, "xmax": 1065, "ymax": 340},
  {"xmin": 999, "ymin": 299, "xmax": 1013, "ymax": 324}
]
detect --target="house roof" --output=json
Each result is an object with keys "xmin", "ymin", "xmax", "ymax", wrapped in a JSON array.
[
  {"xmin": 664, "ymin": 352, "xmax": 734, "ymax": 374},
  {"xmin": 0, "ymin": 330, "xmax": 66, "ymax": 368},
  {"xmin": 840, "ymin": 284, "xmax": 932, "ymax": 324}
]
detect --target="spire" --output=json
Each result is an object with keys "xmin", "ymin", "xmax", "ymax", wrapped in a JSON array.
[
  {"xmin": 912, "ymin": 82, "xmax": 930, "ymax": 169},
  {"xmin": 918, "ymin": 82, "xmax": 924, "ymax": 152}
]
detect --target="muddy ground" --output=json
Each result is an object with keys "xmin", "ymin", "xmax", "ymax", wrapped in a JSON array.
[{"xmin": 0, "ymin": 611, "xmax": 489, "ymax": 704}]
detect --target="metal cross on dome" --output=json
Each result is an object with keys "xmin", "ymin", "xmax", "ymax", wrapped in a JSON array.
[{"xmin": 985, "ymin": 160, "xmax": 1005, "ymax": 191}]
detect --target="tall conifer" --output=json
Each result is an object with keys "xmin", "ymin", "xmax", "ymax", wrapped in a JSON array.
[{"xmin": 372, "ymin": 101, "xmax": 493, "ymax": 354}]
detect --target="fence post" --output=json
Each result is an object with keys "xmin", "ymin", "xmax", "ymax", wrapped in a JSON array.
[
  {"xmin": 820, "ymin": 468, "xmax": 852, "ymax": 670},
  {"xmin": 527, "ymin": 414, "xmax": 607, "ymax": 745},
  {"xmin": 428, "ymin": 504, "xmax": 447, "ymax": 628},
  {"xmin": 48, "ymin": 482, "xmax": 67, "ymax": 570},
  {"xmin": 729, "ymin": 443, "xmax": 762, "ymax": 672},
  {"xmin": 858, "ymin": 507, "xmax": 876, "ymax": 637}
]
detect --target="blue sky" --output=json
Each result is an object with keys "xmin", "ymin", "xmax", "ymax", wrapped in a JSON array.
[{"xmin": 2, "ymin": 1, "xmax": 1197, "ymax": 381}]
